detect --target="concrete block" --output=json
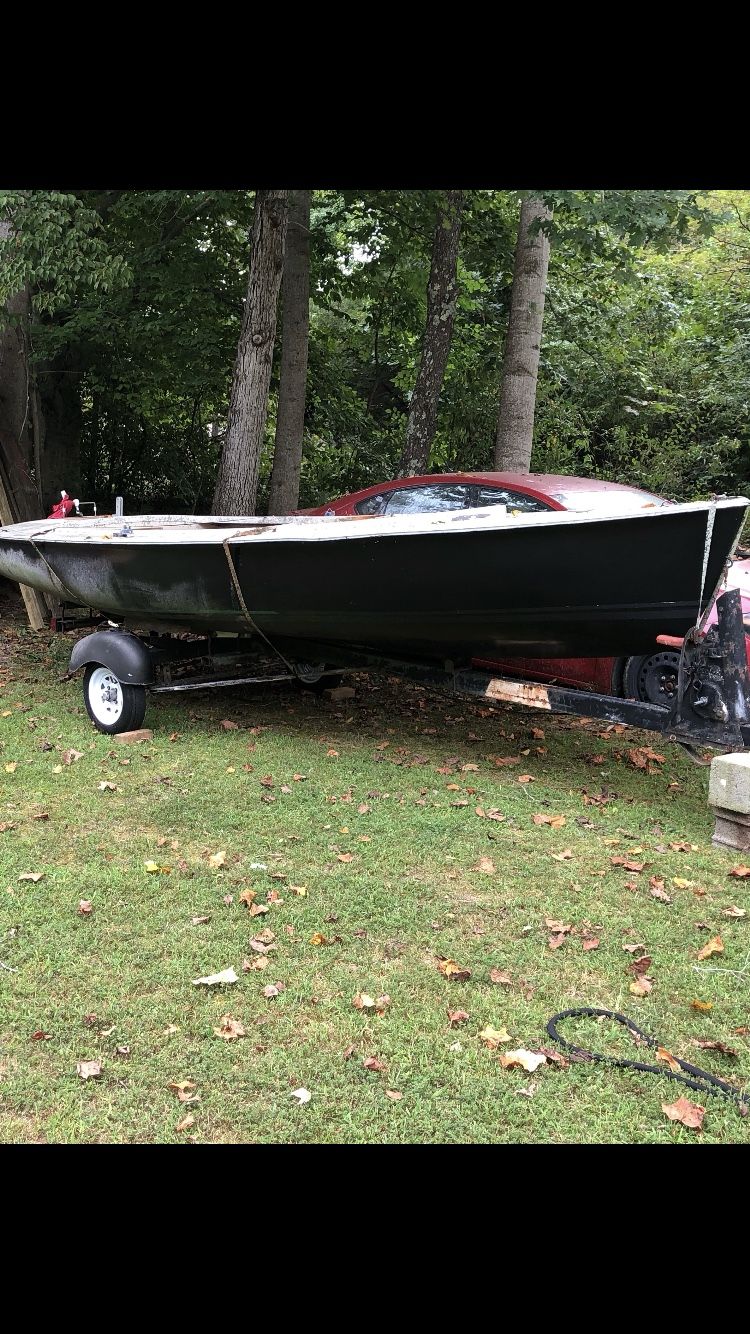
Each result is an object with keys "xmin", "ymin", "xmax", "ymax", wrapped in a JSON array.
[
  {"xmin": 711, "ymin": 806, "xmax": 750, "ymax": 851},
  {"xmin": 708, "ymin": 751, "xmax": 750, "ymax": 815}
]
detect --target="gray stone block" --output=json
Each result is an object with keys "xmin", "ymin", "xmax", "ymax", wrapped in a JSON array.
[{"xmin": 708, "ymin": 752, "xmax": 750, "ymax": 815}]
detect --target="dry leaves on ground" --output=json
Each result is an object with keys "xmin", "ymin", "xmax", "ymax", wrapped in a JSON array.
[
  {"xmin": 213, "ymin": 1015, "xmax": 245, "ymax": 1040},
  {"xmin": 436, "ymin": 957, "xmax": 471, "ymax": 981},
  {"xmin": 192, "ymin": 967, "xmax": 238, "ymax": 986},
  {"xmin": 479, "ymin": 1025, "xmax": 512, "ymax": 1049},
  {"xmin": 353, "ymin": 993, "xmax": 391, "ymax": 1013},
  {"xmin": 499, "ymin": 1049, "xmax": 548, "ymax": 1073},
  {"xmin": 76, "ymin": 1060, "xmax": 102, "ymax": 1080},
  {"xmin": 696, "ymin": 936, "xmax": 724, "ymax": 961},
  {"xmin": 662, "ymin": 1096, "xmax": 705, "ymax": 1130}
]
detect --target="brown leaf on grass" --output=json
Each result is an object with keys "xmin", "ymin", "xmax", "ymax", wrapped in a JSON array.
[
  {"xmin": 517, "ymin": 774, "xmax": 535, "ymax": 784},
  {"xmin": 499, "ymin": 1049, "xmax": 548, "ymax": 1073},
  {"xmin": 662, "ymin": 1096, "xmax": 705, "ymax": 1130},
  {"xmin": 168, "ymin": 1079, "xmax": 196, "ymax": 1095},
  {"xmin": 76, "ymin": 1060, "xmax": 102, "ymax": 1080},
  {"xmin": 78, "ymin": 900, "xmax": 93, "ymax": 916},
  {"xmin": 175, "ymin": 1113, "xmax": 196, "ymax": 1132},
  {"xmin": 649, "ymin": 876, "xmax": 672, "ymax": 903},
  {"xmin": 696, "ymin": 935, "xmax": 724, "ymax": 961},
  {"xmin": 692, "ymin": 1039, "xmax": 738, "ymax": 1057},
  {"xmin": 238, "ymin": 888, "xmax": 256, "ymax": 907},
  {"xmin": 357, "ymin": 802, "xmax": 370, "ymax": 815},
  {"xmin": 622, "ymin": 942, "xmax": 646, "ymax": 954},
  {"xmin": 310, "ymin": 932, "xmax": 328, "ymax": 946},
  {"xmin": 669, "ymin": 840, "xmax": 694, "ymax": 852},
  {"xmin": 489, "ymin": 968, "xmax": 513, "ymax": 986},
  {"xmin": 545, "ymin": 919, "xmax": 572, "ymax": 933},
  {"xmin": 436, "ymin": 957, "xmax": 472, "ymax": 981},
  {"xmin": 628, "ymin": 955, "xmax": 652, "ymax": 975},
  {"xmin": 385, "ymin": 1089, "xmax": 403, "ymax": 1101},
  {"xmin": 208, "ymin": 850, "xmax": 226, "ymax": 868},
  {"xmin": 461, "ymin": 763, "xmax": 479, "ymax": 773},
  {"xmin": 611, "ymin": 857, "xmax": 645, "ymax": 872},
  {"xmin": 629, "ymin": 976, "xmax": 653, "ymax": 996},
  {"xmin": 531, "ymin": 727, "xmax": 545, "ymax": 740},
  {"xmin": 62, "ymin": 748, "xmax": 84, "ymax": 765},
  {"xmin": 550, "ymin": 849, "xmax": 574, "ymax": 862},
  {"xmin": 262, "ymin": 984, "xmax": 285, "ymax": 999},
  {"xmin": 629, "ymin": 746, "xmax": 665, "ymax": 770},
  {"xmin": 220, "ymin": 719, "xmax": 239, "ymax": 730},
  {"xmin": 533, "ymin": 813, "xmax": 566, "ymax": 827},
  {"xmin": 337, "ymin": 852, "xmax": 354, "ymax": 863},
  {"xmin": 656, "ymin": 1046, "xmax": 682, "ymax": 1074},
  {"xmin": 191, "ymin": 915, "xmax": 211, "ymax": 925},
  {"xmin": 447, "ymin": 1009, "xmax": 470, "ymax": 1026},
  {"xmin": 723, "ymin": 905, "xmax": 747, "ymax": 918},
  {"xmin": 473, "ymin": 856, "xmax": 496, "ymax": 874},
  {"xmin": 494, "ymin": 755, "xmax": 521, "ymax": 767},
  {"xmin": 353, "ymin": 993, "xmax": 391, "ymax": 1014},
  {"xmin": 479, "ymin": 1025, "xmax": 512, "ymax": 1049},
  {"xmin": 242, "ymin": 956, "xmax": 269, "ymax": 972},
  {"xmin": 363, "ymin": 1056, "xmax": 386, "ymax": 1072},
  {"xmin": 259, "ymin": 774, "xmax": 274, "ymax": 789},
  {"xmin": 691, "ymin": 998, "xmax": 713, "ymax": 1012},
  {"xmin": 248, "ymin": 902, "xmax": 269, "ymax": 917},
  {"xmin": 0, "ymin": 821, "xmax": 16, "ymax": 832},
  {"xmin": 548, "ymin": 933, "xmax": 568, "ymax": 950},
  {"xmin": 18, "ymin": 872, "xmax": 43, "ymax": 883},
  {"xmin": 213, "ymin": 1015, "xmax": 245, "ymax": 1040},
  {"xmin": 537, "ymin": 1046, "xmax": 569, "ymax": 1068},
  {"xmin": 30, "ymin": 1030, "xmax": 52, "ymax": 1041},
  {"xmin": 582, "ymin": 936, "xmax": 600, "ymax": 951},
  {"xmin": 475, "ymin": 807, "xmax": 506, "ymax": 822},
  {"xmin": 729, "ymin": 864, "xmax": 750, "ymax": 878}
]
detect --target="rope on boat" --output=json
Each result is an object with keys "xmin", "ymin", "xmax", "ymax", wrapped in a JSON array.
[
  {"xmin": 28, "ymin": 533, "xmax": 81, "ymax": 607},
  {"xmin": 221, "ymin": 537, "xmax": 296, "ymax": 673}
]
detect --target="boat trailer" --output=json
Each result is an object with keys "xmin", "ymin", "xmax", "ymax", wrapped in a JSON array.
[{"xmin": 61, "ymin": 588, "xmax": 750, "ymax": 751}]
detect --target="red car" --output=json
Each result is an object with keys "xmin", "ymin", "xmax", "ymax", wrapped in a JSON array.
[{"xmin": 302, "ymin": 471, "xmax": 750, "ymax": 702}]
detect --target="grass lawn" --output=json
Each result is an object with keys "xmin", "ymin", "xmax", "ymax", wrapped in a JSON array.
[{"xmin": 1, "ymin": 603, "xmax": 748, "ymax": 1144}]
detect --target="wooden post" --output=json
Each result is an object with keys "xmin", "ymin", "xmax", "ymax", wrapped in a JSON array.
[{"xmin": 0, "ymin": 457, "xmax": 48, "ymax": 631}]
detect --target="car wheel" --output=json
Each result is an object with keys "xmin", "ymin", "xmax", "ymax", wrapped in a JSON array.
[
  {"xmin": 622, "ymin": 651, "xmax": 681, "ymax": 705},
  {"xmin": 83, "ymin": 663, "xmax": 147, "ymax": 734}
]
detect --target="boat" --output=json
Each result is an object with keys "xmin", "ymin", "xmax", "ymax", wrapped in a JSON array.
[{"xmin": 0, "ymin": 499, "xmax": 747, "ymax": 665}]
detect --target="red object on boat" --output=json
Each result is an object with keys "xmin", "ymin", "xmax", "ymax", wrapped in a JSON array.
[{"xmin": 48, "ymin": 491, "xmax": 76, "ymax": 519}]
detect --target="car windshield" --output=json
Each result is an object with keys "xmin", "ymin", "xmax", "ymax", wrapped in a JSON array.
[{"xmin": 550, "ymin": 487, "xmax": 669, "ymax": 513}]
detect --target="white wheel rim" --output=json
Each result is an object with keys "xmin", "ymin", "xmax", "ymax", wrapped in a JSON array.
[{"xmin": 88, "ymin": 667, "xmax": 124, "ymax": 724}]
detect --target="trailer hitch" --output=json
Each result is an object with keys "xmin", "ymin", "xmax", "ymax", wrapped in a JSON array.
[{"xmin": 664, "ymin": 588, "xmax": 750, "ymax": 748}]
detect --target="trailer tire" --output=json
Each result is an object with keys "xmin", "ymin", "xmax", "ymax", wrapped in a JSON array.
[
  {"xmin": 83, "ymin": 663, "xmax": 147, "ymax": 734},
  {"xmin": 623, "ymin": 650, "xmax": 681, "ymax": 705}
]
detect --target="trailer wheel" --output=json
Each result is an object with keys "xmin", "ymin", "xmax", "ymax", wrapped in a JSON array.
[
  {"xmin": 83, "ymin": 663, "xmax": 147, "ymax": 734},
  {"xmin": 623, "ymin": 650, "xmax": 681, "ymax": 705}
]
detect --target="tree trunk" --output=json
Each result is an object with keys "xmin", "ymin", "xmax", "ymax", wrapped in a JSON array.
[
  {"xmin": 267, "ymin": 189, "xmax": 312, "ymax": 514},
  {"xmin": 37, "ymin": 349, "xmax": 83, "ymax": 508},
  {"xmin": 212, "ymin": 190, "xmax": 289, "ymax": 515},
  {"xmin": 494, "ymin": 195, "xmax": 552, "ymax": 472},
  {"xmin": 398, "ymin": 190, "xmax": 464, "ymax": 477},
  {"xmin": 0, "ymin": 223, "xmax": 40, "ymax": 521}
]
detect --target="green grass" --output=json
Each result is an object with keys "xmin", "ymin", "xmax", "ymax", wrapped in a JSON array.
[{"xmin": 0, "ymin": 614, "xmax": 748, "ymax": 1143}]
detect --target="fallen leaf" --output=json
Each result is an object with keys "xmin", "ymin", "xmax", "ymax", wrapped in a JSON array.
[
  {"xmin": 436, "ymin": 957, "xmax": 471, "ymax": 981},
  {"xmin": 657, "ymin": 1046, "xmax": 682, "ymax": 1074},
  {"xmin": 192, "ymin": 967, "xmax": 238, "ymax": 986},
  {"xmin": 18, "ymin": 872, "xmax": 43, "ymax": 883},
  {"xmin": 692, "ymin": 1039, "xmax": 738, "ymax": 1057},
  {"xmin": 291, "ymin": 885, "xmax": 308, "ymax": 896},
  {"xmin": 144, "ymin": 860, "xmax": 161, "ymax": 873},
  {"xmin": 385, "ymin": 1089, "xmax": 403, "ymax": 1101},
  {"xmin": 238, "ymin": 888, "xmax": 256, "ymax": 907},
  {"xmin": 78, "ymin": 900, "xmax": 93, "ymax": 916},
  {"xmin": 242, "ymin": 956, "xmax": 269, "ymax": 971},
  {"xmin": 499, "ymin": 1049, "xmax": 548, "ymax": 1073},
  {"xmin": 629, "ymin": 976, "xmax": 653, "ymax": 996},
  {"xmin": 691, "ymin": 999, "xmax": 713, "ymax": 1012},
  {"xmin": 30, "ymin": 1030, "xmax": 52, "ymax": 1041},
  {"xmin": 628, "ymin": 956, "xmax": 652, "ymax": 975},
  {"xmin": 673, "ymin": 877, "xmax": 694, "ymax": 889},
  {"xmin": 168, "ymin": 1079, "xmax": 197, "ymax": 1096},
  {"xmin": 622, "ymin": 942, "xmax": 646, "ymax": 954},
  {"xmin": 696, "ymin": 935, "xmax": 724, "ymax": 961},
  {"xmin": 209, "ymin": 850, "xmax": 227, "ymax": 868},
  {"xmin": 213, "ymin": 1015, "xmax": 245, "ymax": 1040},
  {"xmin": 479, "ymin": 1025, "xmax": 512, "ymax": 1048},
  {"xmin": 582, "ymin": 936, "xmax": 600, "ymax": 951},
  {"xmin": 262, "ymin": 983, "xmax": 284, "ymax": 999},
  {"xmin": 337, "ymin": 852, "xmax": 354, "ymax": 863},
  {"xmin": 249, "ymin": 903, "xmax": 270, "ymax": 917},
  {"xmin": 191, "ymin": 915, "xmax": 211, "ymax": 925},
  {"xmin": 290, "ymin": 1088, "xmax": 311, "ymax": 1103},
  {"xmin": 723, "ymin": 905, "xmax": 747, "ymax": 918},
  {"xmin": 662, "ymin": 1096, "xmax": 704, "ymax": 1130},
  {"xmin": 611, "ymin": 857, "xmax": 645, "ymax": 872},
  {"xmin": 310, "ymin": 932, "xmax": 328, "ymax": 946},
  {"xmin": 4, "ymin": 761, "xmax": 17, "ymax": 773},
  {"xmin": 533, "ymin": 813, "xmax": 566, "ymax": 827},
  {"xmin": 729, "ymin": 865, "xmax": 750, "ymax": 878},
  {"xmin": 220, "ymin": 719, "xmax": 239, "ymax": 730},
  {"xmin": 548, "ymin": 932, "xmax": 568, "ymax": 950},
  {"xmin": 650, "ymin": 878, "xmax": 672, "ymax": 903},
  {"xmin": 489, "ymin": 968, "xmax": 513, "ymax": 986},
  {"xmin": 363, "ymin": 1056, "xmax": 385, "ymax": 1072},
  {"xmin": 76, "ymin": 1060, "xmax": 102, "ymax": 1080},
  {"xmin": 545, "ymin": 919, "xmax": 572, "ymax": 934},
  {"xmin": 447, "ymin": 1009, "xmax": 470, "ymax": 1026},
  {"xmin": 550, "ymin": 849, "xmax": 574, "ymax": 861},
  {"xmin": 175, "ymin": 1113, "xmax": 196, "ymax": 1132}
]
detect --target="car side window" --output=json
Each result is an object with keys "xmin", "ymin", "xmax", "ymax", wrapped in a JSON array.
[
  {"xmin": 355, "ymin": 494, "xmax": 388, "ymax": 515},
  {"xmin": 381, "ymin": 484, "xmax": 472, "ymax": 515},
  {"xmin": 474, "ymin": 486, "xmax": 553, "ymax": 513}
]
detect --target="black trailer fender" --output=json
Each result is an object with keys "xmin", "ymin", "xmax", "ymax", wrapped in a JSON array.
[{"xmin": 68, "ymin": 630, "xmax": 155, "ymax": 685}]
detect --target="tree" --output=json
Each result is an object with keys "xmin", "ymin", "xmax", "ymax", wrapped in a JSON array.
[
  {"xmin": 267, "ymin": 189, "xmax": 312, "ymax": 513},
  {"xmin": 398, "ymin": 190, "xmax": 464, "ymax": 477},
  {"xmin": 212, "ymin": 190, "xmax": 289, "ymax": 514},
  {"xmin": 494, "ymin": 195, "xmax": 552, "ymax": 472}
]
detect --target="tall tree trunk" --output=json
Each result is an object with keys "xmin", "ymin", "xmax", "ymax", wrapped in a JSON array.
[
  {"xmin": 494, "ymin": 195, "xmax": 552, "ymax": 472},
  {"xmin": 398, "ymin": 190, "xmax": 464, "ymax": 478},
  {"xmin": 37, "ymin": 349, "xmax": 83, "ymax": 507},
  {"xmin": 212, "ymin": 190, "xmax": 289, "ymax": 514},
  {"xmin": 267, "ymin": 190, "xmax": 312, "ymax": 514},
  {"xmin": 0, "ymin": 221, "xmax": 40, "ymax": 520}
]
